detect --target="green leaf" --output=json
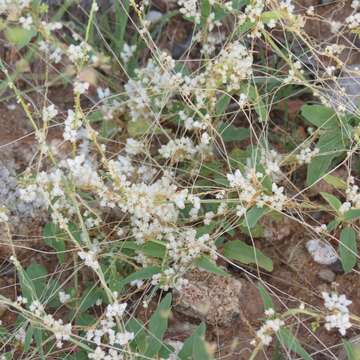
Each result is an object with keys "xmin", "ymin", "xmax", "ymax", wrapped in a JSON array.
[
  {"xmin": 320, "ymin": 192, "xmax": 342, "ymax": 212},
  {"xmin": 78, "ymin": 287, "xmax": 105, "ymax": 313},
  {"xmin": 257, "ymin": 283, "xmax": 274, "ymax": 310},
  {"xmin": 127, "ymin": 118, "xmax": 162, "ymax": 136},
  {"xmin": 261, "ymin": 11, "xmax": 283, "ymax": 24},
  {"xmin": 24, "ymin": 325, "xmax": 33, "ymax": 352},
  {"xmin": 232, "ymin": 0, "xmax": 249, "ymax": 9},
  {"xmin": 201, "ymin": 0, "xmax": 211, "ymax": 26},
  {"xmin": 140, "ymin": 241, "xmax": 166, "ymax": 258},
  {"xmin": 215, "ymin": 94, "xmax": 231, "ymax": 115},
  {"xmin": 19, "ymin": 262, "xmax": 47, "ymax": 302},
  {"xmin": 218, "ymin": 124, "xmax": 250, "ymax": 142},
  {"xmin": 193, "ymin": 335, "xmax": 213, "ymax": 360},
  {"xmin": 195, "ymin": 256, "xmax": 228, "ymax": 276},
  {"xmin": 115, "ymin": 266, "xmax": 161, "ymax": 292},
  {"xmin": 145, "ymin": 293, "xmax": 172, "ymax": 357},
  {"xmin": 75, "ymin": 313, "xmax": 97, "ymax": 326},
  {"xmin": 127, "ymin": 318, "xmax": 147, "ymax": 353},
  {"xmin": 301, "ymin": 104, "xmax": 337, "ymax": 129},
  {"xmin": 306, "ymin": 129, "xmax": 346, "ymax": 185},
  {"xmin": 43, "ymin": 222, "xmax": 65, "ymax": 264},
  {"xmin": 178, "ymin": 323, "xmax": 208, "ymax": 360},
  {"xmin": 240, "ymin": 83, "xmax": 267, "ymax": 122},
  {"xmin": 323, "ymin": 175, "xmax": 347, "ymax": 190},
  {"xmin": 277, "ymin": 328, "xmax": 312, "ymax": 360},
  {"xmin": 339, "ymin": 227, "xmax": 357, "ymax": 273},
  {"xmin": 342, "ymin": 339, "xmax": 360, "ymax": 360},
  {"xmin": 0, "ymin": 326, "xmax": 8, "ymax": 338},
  {"xmin": 34, "ymin": 328, "xmax": 44, "ymax": 359},
  {"xmin": 327, "ymin": 219, "xmax": 341, "ymax": 232},
  {"xmin": 242, "ymin": 206, "xmax": 268, "ymax": 229},
  {"xmin": 223, "ymin": 240, "xmax": 273, "ymax": 271},
  {"xmin": 5, "ymin": 27, "xmax": 36, "ymax": 48},
  {"xmin": 114, "ymin": 0, "xmax": 130, "ymax": 53},
  {"xmin": 344, "ymin": 209, "xmax": 360, "ymax": 221}
]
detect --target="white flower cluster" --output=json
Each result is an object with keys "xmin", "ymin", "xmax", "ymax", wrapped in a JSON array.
[
  {"xmin": 29, "ymin": 300, "xmax": 72, "ymax": 348},
  {"xmin": 18, "ymin": 133, "xmax": 215, "ymax": 291},
  {"xmin": 120, "ymin": 43, "xmax": 136, "ymax": 63},
  {"xmin": 67, "ymin": 42, "xmax": 91, "ymax": 64},
  {"xmin": 125, "ymin": 138, "xmax": 143, "ymax": 156},
  {"xmin": 177, "ymin": 0, "xmax": 200, "ymax": 24},
  {"xmin": 63, "ymin": 110, "xmax": 83, "ymax": 142},
  {"xmin": 202, "ymin": 41, "xmax": 253, "ymax": 96},
  {"xmin": 251, "ymin": 308, "xmax": 284, "ymax": 346},
  {"xmin": 180, "ymin": 110, "xmax": 206, "ymax": 130},
  {"xmin": 58, "ymin": 291, "xmax": 70, "ymax": 304},
  {"xmin": 19, "ymin": 15, "xmax": 32, "ymax": 29},
  {"xmin": 78, "ymin": 246, "xmax": 100, "ymax": 271},
  {"xmin": 296, "ymin": 147, "xmax": 319, "ymax": 165},
  {"xmin": 166, "ymin": 230, "xmax": 217, "ymax": 271},
  {"xmin": 345, "ymin": 176, "xmax": 360, "ymax": 209},
  {"xmin": 261, "ymin": 149, "xmax": 283, "ymax": 180},
  {"xmin": 86, "ymin": 301, "xmax": 134, "ymax": 359},
  {"xmin": 159, "ymin": 137, "xmax": 197, "ymax": 161},
  {"xmin": 0, "ymin": 0, "xmax": 29, "ymax": 15},
  {"xmin": 258, "ymin": 183, "xmax": 287, "ymax": 211},
  {"xmin": 74, "ymin": 80, "xmax": 89, "ymax": 95},
  {"xmin": 346, "ymin": 12, "xmax": 360, "ymax": 29},
  {"xmin": 322, "ymin": 292, "xmax": 352, "ymax": 336},
  {"xmin": 227, "ymin": 167, "xmax": 287, "ymax": 212},
  {"xmin": 124, "ymin": 52, "xmax": 182, "ymax": 123},
  {"xmin": 42, "ymin": 104, "xmax": 58, "ymax": 123},
  {"xmin": 96, "ymin": 87, "xmax": 121, "ymax": 121},
  {"xmin": 39, "ymin": 41, "xmax": 63, "ymax": 64},
  {"xmin": 151, "ymin": 268, "xmax": 189, "ymax": 291},
  {"xmin": 1, "ymin": 162, "xmax": 46, "ymax": 218}
]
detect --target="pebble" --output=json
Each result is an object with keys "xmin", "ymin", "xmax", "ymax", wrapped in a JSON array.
[
  {"xmin": 174, "ymin": 270, "xmax": 243, "ymax": 325},
  {"xmin": 306, "ymin": 239, "xmax": 338, "ymax": 265},
  {"xmin": 318, "ymin": 269, "xmax": 336, "ymax": 283}
]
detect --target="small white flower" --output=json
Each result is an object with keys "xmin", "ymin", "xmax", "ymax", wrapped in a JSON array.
[
  {"xmin": 339, "ymin": 201, "xmax": 352, "ymax": 214},
  {"xmin": 78, "ymin": 248, "xmax": 100, "ymax": 270},
  {"xmin": 322, "ymin": 292, "xmax": 352, "ymax": 336},
  {"xmin": 296, "ymin": 147, "xmax": 319, "ymax": 165},
  {"xmin": 42, "ymin": 104, "xmax": 58, "ymax": 122},
  {"xmin": 59, "ymin": 291, "xmax": 71, "ymax": 304},
  {"xmin": 265, "ymin": 308, "xmax": 275, "ymax": 317},
  {"xmin": 0, "ymin": 209, "xmax": 8, "ymax": 222},
  {"xmin": 125, "ymin": 138, "xmax": 142, "ymax": 156},
  {"xmin": 19, "ymin": 15, "xmax": 33, "ymax": 30},
  {"xmin": 74, "ymin": 81, "xmax": 89, "ymax": 95},
  {"xmin": 120, "ymin": 43, "xmax": 137, "ymax": 63}
]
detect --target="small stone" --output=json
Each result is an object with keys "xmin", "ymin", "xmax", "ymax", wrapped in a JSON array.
[
  {"xmin": 146, "ymin": 10, "xmax": 163, "ymax": 23},
  {"xmin": 318, "ymin": 269, "xmax": 336, "ymax": 283},
  {"xmin": 306, "ymin": 239, "xmax": 338, "ymax": 265},
  {"xmin": 174, "ymin": 270, "xmax": 243, "ymax": 325}
]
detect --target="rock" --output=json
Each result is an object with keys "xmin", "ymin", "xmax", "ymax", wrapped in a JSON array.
[
  {"xmin": 306, "ymin": 239, "xmax": 338, "ymax": 265},
  {"xmin": 146, "ymin": 10, "xmax": 163, "ymax": 23},
  {"xmin": 325, "ymin": 65, "xmax": 360, "ymax": 113},
  {"xmin": 174, "ymin": 270, "xmax": 243, "ymax": 325},
  {"xmin": 328, "ymin": 259, "xmax": 345, "ymax": 274},
  {"xmin": 318, "ymin": 269, "xmax": 336, "ymax": 283}
]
